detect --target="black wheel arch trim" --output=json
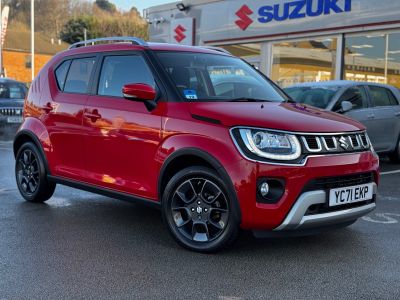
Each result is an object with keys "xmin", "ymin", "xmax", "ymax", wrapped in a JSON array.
[
  {"xmin": 14, "ymin": 129, "xmax": 51, "ymax": 175},
  {"xmin": 158, "ymin": 147, "xmax": 242, "ymax": 221}
]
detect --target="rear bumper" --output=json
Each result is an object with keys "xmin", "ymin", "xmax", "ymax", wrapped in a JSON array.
[{"xmin": 274, "ymin": 183, "xmax": 377, "ymax": 231}]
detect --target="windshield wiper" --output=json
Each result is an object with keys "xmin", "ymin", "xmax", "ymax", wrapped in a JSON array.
[{"xmin": 229, "ymin": 97, "xmax": 272, "ymax": 102}]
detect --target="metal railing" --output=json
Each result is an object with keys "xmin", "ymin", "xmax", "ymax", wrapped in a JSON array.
[{"xmin": 69, "ymin": 37, "xmax": 148, "ymax": 49}]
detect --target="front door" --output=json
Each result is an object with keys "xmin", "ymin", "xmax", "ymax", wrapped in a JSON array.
[{"xmin": 83, "ymin": 53, "xmax": 162, "ymax": 199}]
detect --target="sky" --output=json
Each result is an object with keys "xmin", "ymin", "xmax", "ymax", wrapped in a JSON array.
[{"xmin": 112, "ymin": 0, "xmax": 172, "ymax": 14}]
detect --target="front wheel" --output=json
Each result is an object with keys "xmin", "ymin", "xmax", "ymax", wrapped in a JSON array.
[
  {"xmin": 162, "ymin": 166, "xmax": 239, "ymax": 253},
  {"xmin": 15, "ymin": 142, "xmax": 56, "ymax": 202},
  {"xmin": 389, "ymin": 136, "xmax": 400, "ymax": 163}
]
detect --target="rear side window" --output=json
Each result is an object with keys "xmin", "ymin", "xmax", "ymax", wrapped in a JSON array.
[
  {"xmin": 64, "ymin": 57, "xmax": 96, "ymax": 94},
  {"xmin": 98, "ymin": 55, "xmax": 155, "ymax": 97},
  {"xmin": 369, "ymin": 86, "xmax": 398, "ymax": 107},
  {"xmin": 55, "ymin": 60, "xmax": 71, "ymax": 90}
]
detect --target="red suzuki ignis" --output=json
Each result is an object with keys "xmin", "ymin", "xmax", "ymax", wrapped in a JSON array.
[{"xmin": 14, "ymin": 37, "xmax": 379, "ymax": 252}]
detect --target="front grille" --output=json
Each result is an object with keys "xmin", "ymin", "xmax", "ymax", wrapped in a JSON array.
[
  {"xmin": 0, "ymin": 108, "xmax": 23, "ymax": 116},
  {"xmin": 301, "ymin": 132, "xmax": 370, "ymax": 154},
  {"xmin": 303, "ymin": 172, "xmax": 374, "ymax": 192}
]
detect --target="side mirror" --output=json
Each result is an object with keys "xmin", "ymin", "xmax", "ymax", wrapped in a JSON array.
[
  {"xmin": 122, "ymin": 83, "xmax": 157, "ymax": 111},
  {"xmin": 341, "ymin": 101, "xmax": 353, "ymax": 113}
]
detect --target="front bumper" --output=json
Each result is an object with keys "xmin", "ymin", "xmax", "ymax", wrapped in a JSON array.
[
  {"xmin": 274, "ymin": 183, "xmax": 377, "ymax": 231},
  {"xmin": 228, "ymin": 151, "xmax": 379, "ymax": 230}
]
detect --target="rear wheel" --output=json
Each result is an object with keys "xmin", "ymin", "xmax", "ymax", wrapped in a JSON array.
[
  {"xmin": 389, "ymin": 136, "xmax": 400, "ymax": 163},
  {"xmin": 162, "ymin": 166, "xmax": 239, "ymax": 253},
  {"xmin": 15, "ymin": 142, "xmax": 56, "ymax": 202}
]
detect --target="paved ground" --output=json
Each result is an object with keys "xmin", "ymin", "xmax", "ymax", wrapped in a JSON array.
[{"xmin": 0, "ymin": 139, "xmax": 400, "ymax": 299}]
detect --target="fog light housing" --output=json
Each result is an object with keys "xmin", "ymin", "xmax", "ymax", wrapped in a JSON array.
[{"xmin": 257, "ymin": 178, "xmax": 285, "ymax": 204}]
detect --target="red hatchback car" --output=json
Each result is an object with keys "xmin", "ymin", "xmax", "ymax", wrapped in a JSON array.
[{"xmin": 14, "ymin": 37, "xmax": 379, "ymax": 252}]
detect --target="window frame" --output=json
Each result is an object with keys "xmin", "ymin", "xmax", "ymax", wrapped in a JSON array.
[
  {"xmin": 53, "ymin": 53, "xmax": 100, "ymax": 95},
  {"xmin": 89, "ymin": 50, "xmax": 165, "ymax": 101},
  {"xmin": 333, "ymin": 85, "xmax": 370, "ymax": 112}
]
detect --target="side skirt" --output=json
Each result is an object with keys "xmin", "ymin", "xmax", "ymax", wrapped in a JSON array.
[{"xmin": 47, "ymin": 175, "xmax": 161, "ymax": 209}]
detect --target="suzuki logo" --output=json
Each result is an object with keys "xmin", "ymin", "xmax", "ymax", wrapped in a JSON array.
[
  {"xmin": 235, "ymin": 5, "xmax": 253, "ymax": 31},
  {"xmin": 174, "ymin": 24, "xmax": 186, "ymax": 43},
  {"xmin": 339, "ymin": 136, "xmax": 350, "ymax": 150}
]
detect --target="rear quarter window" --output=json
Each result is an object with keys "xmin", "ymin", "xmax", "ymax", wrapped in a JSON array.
[
  {"xmin": 54, "ymin": 60, "xmax": 71, "ymax": 90},
  {"xmin": 63, "ymin": 57, "xmax": 96, "ymax": 94}
]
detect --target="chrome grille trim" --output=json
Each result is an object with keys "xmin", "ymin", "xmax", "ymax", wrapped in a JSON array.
[
  {"xmin": 0, "ymin": 108, "xmax": 23, "ymax": 116},
  {"xmin": 321, "ymin": 136, "xmax": 338, "ymax": 151},
  {"xmin": 301, "ymin": 132, "xmax": 370, "ymax": 154},
  {"xmin": 301, "ymin": 136, "xmax": 322, "ymax": 153}
]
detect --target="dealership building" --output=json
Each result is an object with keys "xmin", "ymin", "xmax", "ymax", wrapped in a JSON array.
[{"xmin": 145, "ymin": 0, "xmax": 400, "ymax": 88}]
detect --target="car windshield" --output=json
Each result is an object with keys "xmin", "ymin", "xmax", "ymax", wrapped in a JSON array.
[
  {"xmin": 284, "ymin": 86, "xmax": 341, "ymax": 109},
  {"xmin": 156, "ymin": 52, "xmax": 287, "ymax": 102},
  {"xmin": 0, "ymin": 81, "xmax": 27, "ymax": 100}
]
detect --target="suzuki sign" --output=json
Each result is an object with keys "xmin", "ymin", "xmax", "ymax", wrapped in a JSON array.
[
  {"xmin": 147, "ymin": 0, "xmax": 400, "ymax": 45},
  {"xmin": 170, "ymin": 18, "xmax": 194, "ymax": 46}
]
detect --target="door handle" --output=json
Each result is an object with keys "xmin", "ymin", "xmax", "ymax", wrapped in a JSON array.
[
  {"xmin": 41, "ymin": 102, "xmax": 54, "ymax": 113},
  {"xmin": 84, "ymin": 110, "xmax": 102, "ymax": 122}
]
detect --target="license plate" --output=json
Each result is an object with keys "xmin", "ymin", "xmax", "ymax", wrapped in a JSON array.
[
  {"xmin": 329, "ymin": 183, "xmax": 373, "ymax": 207},
  {"xmin": 7, "ymin": 117, "xmax": 23, "ymax": 123}
]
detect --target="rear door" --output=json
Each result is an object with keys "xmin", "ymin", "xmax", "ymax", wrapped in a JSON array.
[
  {"xmin": 45, "ymin": 55, "xmax": 97, "ymax": 180},
  {"xmin": 366, "ymin": 85, "xmax": 399, "ymax": 152},
  {"xmin": 83, "ymin": 52, "xmax": 163, "ymax": 199}
]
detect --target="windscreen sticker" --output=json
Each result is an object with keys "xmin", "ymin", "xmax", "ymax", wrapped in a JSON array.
[{"xmin": 183, "ymin": 89, "xmax": 198, "ymax": 100}]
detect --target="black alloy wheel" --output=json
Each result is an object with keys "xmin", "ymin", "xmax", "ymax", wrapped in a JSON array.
[
  {"xmin": 162, "ymin": 166, "xmax": 239, "ymax": 253},
  {"xmin": 15, "ymin": 142, "xmax": 56, "ymax": 202}
]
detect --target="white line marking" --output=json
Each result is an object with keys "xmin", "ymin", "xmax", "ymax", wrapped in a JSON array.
[
  {"xmin": 381, "ymin": 169, "xmax": 400, "ymax": 175},
  {"xmin": 362, "ymin": 213, "xmax": 400, "ymax": 224}
]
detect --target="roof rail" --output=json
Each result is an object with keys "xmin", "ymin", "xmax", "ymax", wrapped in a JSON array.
[
  {"xmin": 201, "ymin": 46, "xmax": 232, "ymax": 55},
  {"xmin": 69, "ymin": 36, "xmax": 148, "ymax": 49}
]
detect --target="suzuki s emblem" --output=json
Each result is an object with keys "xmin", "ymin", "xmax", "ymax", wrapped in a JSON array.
[
  {"xmin": 339, "ymin": 136, "xmax": 349, "ymax": 150},
  {"xmin": 174, "ymin": 25, "xmax": 186, "ymax": 43},
  {"xmin": 235, "ymin": 5, "xmax": 253, "ymax": 30}
]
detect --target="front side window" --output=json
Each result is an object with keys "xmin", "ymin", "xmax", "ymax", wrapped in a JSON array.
[
  {"xmin": 64, "ymin": 57, "xmax": 96, "ymax": 94},
  {"xmin": 0, "ymin": 81, "xmax": 27, "ymax": 100},
  {"xmin": 369, "ymin": 86, "xmax": 398, "ymax": 107},
  {"xmin": 333, "ymin": 87, "xmax": 369, "ymax": 112},
  {"xmin": 284, "ymin": 86, "xmax": 340, "ymax": 109},
  {"xmin": 98, "ymin": 55, "xmax": 155, "ymax": 97},
  {"xmin": 157, "ymin": 52, "xmax": 286, "ymax": 102}
]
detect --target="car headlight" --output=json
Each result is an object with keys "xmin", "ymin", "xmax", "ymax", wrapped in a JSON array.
[{"xmin": 234, "ymin": 128, "xmax": 301, "ymax": 161}]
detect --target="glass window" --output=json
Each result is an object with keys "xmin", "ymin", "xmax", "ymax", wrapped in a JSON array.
[
  {"xmin": 271, "ymin": 37, "xmax": 337, "ymax": 88},
  {"xmin": 64, "ymin": 57, "xmax": 96, "ymax": 94},
  {"xmin": 55, "ymin": 60, "xmax": 71, "ymax": 90},
  {"xmin": 333, "ymin": 87, "xmax": 368, "ymax": 112},
  {"xmin": 344, "ymin": 31, "xmax": 400, "ymax": 88},
  {"xmin": 0, "ymin": 81, "xmax": 27, "ymax": 100},
  {"xmin": 98, "ymin": 55, "xmax": 155, "ymax": 97},
  {"xmin": 157, "ymin": 52, "xmax": 287, "ymax": 102},
  {"xmin": 369, "ymin": 86, "xmax": 398, "ymax": 107},
  {"xmin": 284, "ymin": 86, "xmax": 340, "ymax": 109}
]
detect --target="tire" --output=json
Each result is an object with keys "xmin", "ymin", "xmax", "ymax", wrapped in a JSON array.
[
  {"xmin": 389, "ymin": 135, "xmax": 400, "ymax": 164},
  {"xmin": 162, "ymin": 166, "xmax": 240, "ymax": 253},
  {"xmin": 15, "ymin": 142, "xmax": 56, "ymax": 203}
]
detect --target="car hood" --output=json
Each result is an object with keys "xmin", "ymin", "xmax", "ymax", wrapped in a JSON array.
[
  {"xmin": 189, "ymin": 102, "xmax": 364, "ymax": 133},
  {"xmin": 0, "ymin": 99, "xmax": 24, "ymax": 107}
]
